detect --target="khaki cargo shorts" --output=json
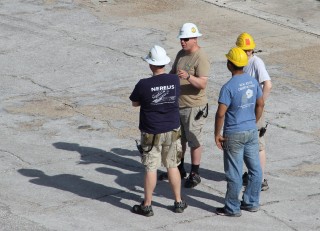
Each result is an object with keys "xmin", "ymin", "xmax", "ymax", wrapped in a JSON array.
[
  {"xmin": 257, "ymin": 111, "xmax": 266, "ymax": 151},
  {"xmin": 180, "ymin": 106, "xmax": 206, "ymax": 148},
  {"xmin": 140, "ymin": 128, "xmax": 182, "ymax": 172}
]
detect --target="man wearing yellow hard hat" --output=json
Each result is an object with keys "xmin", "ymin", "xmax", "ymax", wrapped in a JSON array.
[
  {"xmin": 236, "ymin": 32, "xmax": 272, "ymax": 191},
  {"xmin": 214, "ymin": 47, "xmax": 264, "ymax": 216}
]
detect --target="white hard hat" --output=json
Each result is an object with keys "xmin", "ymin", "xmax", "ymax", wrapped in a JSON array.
[
  {"xmin": 145, "ymin": 45, "xmax": 171, "ymax": 66},
  {"xmin": 178, "ymin": 23, "xmax": 202, "ymax": 39}
]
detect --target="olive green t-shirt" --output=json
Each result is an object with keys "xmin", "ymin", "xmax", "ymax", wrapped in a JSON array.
[{"xmin": 171, "ymin": 48, "xmax": 210, "ymax": 108}]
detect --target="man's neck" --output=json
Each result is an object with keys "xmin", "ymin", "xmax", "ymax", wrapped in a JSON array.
[
  {"xmin": 153, "ymin": 69, "xmax": 165, "ymax": 76},
  {"xmin": 232, "ymin": 70, "xmax": 244, "ymax": 76},
  {"xmin": 185, "ymin": 45, "xmax": 200, "ymax": 54}
]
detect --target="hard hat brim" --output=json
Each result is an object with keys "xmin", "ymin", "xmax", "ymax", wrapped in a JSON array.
[
  {"xmin": 225, "ymin": 54, "xmax": 248, "ymax": 67},
  {"xmin": 144, "ymin": 56, "xmax": 171, "ymax": 66},
  {"xmin": 177, "ymin": 33, "xmax": 202, "ymax": 39}
]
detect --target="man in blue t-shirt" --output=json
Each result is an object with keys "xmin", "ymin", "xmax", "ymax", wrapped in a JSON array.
[
  {"xmin": 214, "ymin": 47, "xmax": 264, "ymax": 217},
  {"xmin": 129, "ymin": 45, "xmax": 187, "ymax": 217}
]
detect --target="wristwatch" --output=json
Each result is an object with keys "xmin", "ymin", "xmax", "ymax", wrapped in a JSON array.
[{"xmin": 186, "ymin": 73, "xmax": 190, "ymax": 80}]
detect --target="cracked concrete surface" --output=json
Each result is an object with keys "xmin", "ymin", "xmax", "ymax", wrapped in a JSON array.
[{"xmin": 0, "ymin": 0, "xmax": 319, "ymax": 230}]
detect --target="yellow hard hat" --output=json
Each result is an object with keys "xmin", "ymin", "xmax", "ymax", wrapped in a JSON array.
[
  {"xmin": 236, "ymin": 32, "xmax": 256, "ymax": 50},
  {"xmin": 226, "ymin": 47, "xmax": 248, "ymax": 67}
]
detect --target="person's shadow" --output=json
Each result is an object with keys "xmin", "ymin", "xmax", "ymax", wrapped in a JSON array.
[
  {"xmin": 50, "ymin": 142, "xmax": 169, "ymax": 209},
  {"xmin": 49, "ymin": 142, "xmax": 225, "ymax": 211},
  {"xmin": 17, "ymin": 168, "xmax": 144, "ymax": 210},
  {"xmin": 52, "ymin": 142, "xmax": 141, "ymax": 172},
  {"xmin": 96, "ymin": 166, "xmax": 225, "ymax": 212},
  {"xmin": 100, "ymin": 145, "xmax": 226, "ymax": 211}
]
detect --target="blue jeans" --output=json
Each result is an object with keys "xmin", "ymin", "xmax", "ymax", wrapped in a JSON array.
[{"xmin": 223, "ymin": 129, "xmax": 262, "ymax": 214}]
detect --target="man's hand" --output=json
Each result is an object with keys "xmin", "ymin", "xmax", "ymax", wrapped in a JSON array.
[
  {"xmin": 177, "ymin": 69, "xmax": 188, "ymax": 80},
  {"xmin": 214, "ymin": 103, "xmax": 227, "ymax": 150},
  {"xmin": 215, "ymin": 134, "xmax": 225, "ymax": 150}
]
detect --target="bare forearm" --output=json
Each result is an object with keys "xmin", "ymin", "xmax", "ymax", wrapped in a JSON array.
[
  {"xmin": 188, "ymin": 75, "xmax": 208, "ymax": 90},
  {"xmin": 214, "ymin": 114, "xmax": 224, "ymax": 137},
  {"xmin": 255, "ymin": 97, "xmax": 264, "ymax": 122},
  {"xmin": 262, "ymin": 80, "xmax": 272, "ymax": 101},
  {"xmin": 255, "ymin": 106, "xmax": 263, "ymax": 122}
]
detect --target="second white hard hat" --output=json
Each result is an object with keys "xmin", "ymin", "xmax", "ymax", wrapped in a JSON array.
[
  {"xmin": 178, "ymin": 23, "xmax": 202, "ymax": 39},
  {"xmin": 145, "ymin": 45, "xmax": 171, "ymax": 66}
]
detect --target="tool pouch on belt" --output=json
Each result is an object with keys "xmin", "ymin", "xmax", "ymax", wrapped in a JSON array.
[
  {"xmin": 195, "ymin": 103, "xmax": 209, "ymax": 120},
  {"xmin": 171, "ymin": 128, "xmax": 181, "ymax": 142},
  {"xmin": 142, "ymin": 133, "xmax": 160, "ymax": 146},
  {"xmin": 139, "ymin": 132, "xmax": 160, "ymax": 154}
]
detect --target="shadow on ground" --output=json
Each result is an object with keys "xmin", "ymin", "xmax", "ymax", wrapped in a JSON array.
[{"xmin": 17, "ymin": 142, "xmax": 226, "ymax": 213}]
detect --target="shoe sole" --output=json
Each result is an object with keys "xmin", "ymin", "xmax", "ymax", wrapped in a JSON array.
[
  {"xmin": 184, "ymin": 182, "xmax": 200, "ymax": 188},
  {"xmin": 184, "ymin": 177, "xmax": 201, "ymax": 188},
  {"xmin": 216, "ymin": 212, "xmax": 241, "ymax": 217},
  {"xmin": 240, "ymin": 206, "xmax": 259, "ymax": 212},
  {"xmin": 132, "ymin": 206, "xmax": 154, "ymax": 217},
  {"xmin": 174, "ymin": 204, "xmax": 188, "ymax": 213},
  {"xmin": 174, "ymin": 207, "xmax": 186, "ymax": 213},
  {"xmin": 216, "ymin": 209, "xmax": 241, "ymax": 217}
]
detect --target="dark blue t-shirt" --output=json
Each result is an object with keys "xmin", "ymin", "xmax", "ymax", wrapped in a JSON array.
[
  {"xmin": 218, "ymin": 73, "xmax": 262, "ymax": 133},
  {"xmin": 129, "ymin": 73, "xmax": 180, "ymax": 134}
]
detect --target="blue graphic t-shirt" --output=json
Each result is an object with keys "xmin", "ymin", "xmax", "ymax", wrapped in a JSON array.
[
  {"xmin": 129, "ymin": 73, "xmax": 180, "ymax": 134},
  {"xmin": 218, "ymin": 73, "xmax": 262, "ymax": 133}
]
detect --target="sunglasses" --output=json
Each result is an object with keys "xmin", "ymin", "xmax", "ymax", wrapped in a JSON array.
[{"xmin": 180, "ymin": 38, "xmax": 190, "ymax": 42}]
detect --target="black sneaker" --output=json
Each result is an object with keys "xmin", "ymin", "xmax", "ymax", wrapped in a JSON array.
[
  {"xmin": 132, "ymin": 202, "xmax": 154, "ymax": 217},
  {"xmin": 174, "ymin": 200, "xmax": 188, "ymax": 213},
  {"xmin": 215, "ymin": 207, "xmax": 241, "ymax": 217},
  {"xmin": 261, "ymin": 179, "xmax": 269, "ymax": 191},
  {"xmin": 184, "ymin": 172, "xmax": 201, "ymax": 188},
  {"xmin": 240, "ymin": 202, "xmax": 259, "ymax": 212},
  {"xmin": 242, "ymin": 172, "xmax": 248, "ymax": 186}
]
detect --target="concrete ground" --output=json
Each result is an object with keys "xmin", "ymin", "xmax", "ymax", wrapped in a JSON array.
[{"xmin": 0, "ymin": 0, "xmax": 319, "ymax": 230}]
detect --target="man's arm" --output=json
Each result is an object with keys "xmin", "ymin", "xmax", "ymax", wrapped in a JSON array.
[
  {"xmin": 262, "ymin": 80, "xmax": 272, "ymax": 101},
  {"xmin": 132, "ymin": 101, "xmax": 140, "ymax": 107},
  {"xmin": 188, "ymin": 75, "xmax": 208, "ymax": 90},
  {"xmin": 177, "ymin": 69, "xmax": 208, "ymax": 90},
  {"xmin": 255, "ymin": 96, "xmax": 264, "ymax": 122},
  {"xmin": 214, "ymin": 103, "xmax": 227, "ymax": 150}
]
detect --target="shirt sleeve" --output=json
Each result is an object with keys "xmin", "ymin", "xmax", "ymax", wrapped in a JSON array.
[
  {"xmin": 196, "ymin": 51, "xmax": 210, "ymax": 77},
  {"xmin": 255, "ymin": 57, "xmax": 271, "ymax": 83},
  {"xmin": 218, "ymin": 85, "xmax": 231, "ymax": 107},
  {"xmin": 129, "ymin": 81, "xmax": 141, "ymax": 102}
]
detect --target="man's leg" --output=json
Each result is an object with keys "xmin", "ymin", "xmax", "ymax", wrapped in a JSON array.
[
  {"xmin": 257, "ymin": 111, "xmax": 268, "ymax": 188},
  {"xmin": 191, "ymin": 146, "xmax": 202, "ymax": 167},
  {"xmin": 143, "ymin": 171, "xmax": 157, "ymax": 206},
  {"xmin": 188, "ymin": 106, "xmax": 206, "ymax": 175},
  {"xmin": 132, "ymin": 170, "xmax": 156, "ymax": 217},
  {"xmin": 243, "ymin": 130, "xmax": 262, "ymax": 209},
  {"xmin": 259, "ymin": 149, "xmax": 266, "ymax": 180},
  {"xmin": 168, "ymin": 167, "xmax": 188, "ymax": 213},
  {"xmin": 167, "ymin": 167, "xmax": 182, "ymax": 202},
  {"xmin": 178, "ymin": 108, "xmax": 189, "ymax": 177},
  {"xmin": 178, "ymin": 141, "xmax": 187, "ymax": 177},
  {"xmin": 223, "ymin": 133, "xmax": 244, "ymax": 215}
]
